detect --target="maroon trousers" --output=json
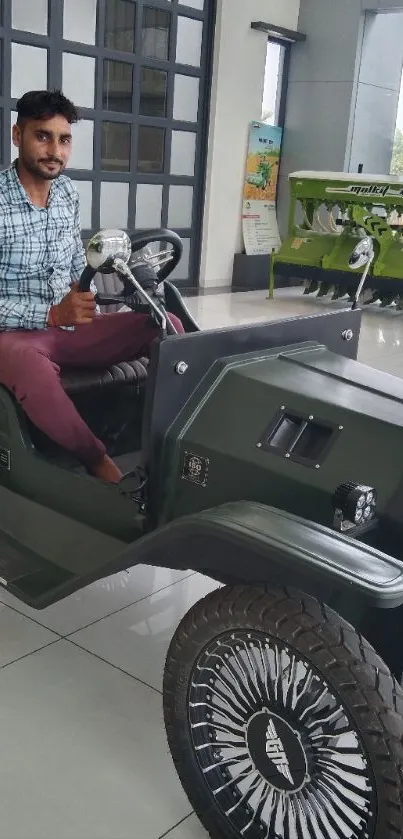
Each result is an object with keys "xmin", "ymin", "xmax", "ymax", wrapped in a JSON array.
[{"xmin": 0, "ymin": 311, "xmax": 183, "ymax": 467}]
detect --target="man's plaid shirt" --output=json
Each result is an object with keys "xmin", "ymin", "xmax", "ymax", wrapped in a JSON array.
[{"xmin": 0, "ymin": 163, "xmax": 86, "ymax": 331}]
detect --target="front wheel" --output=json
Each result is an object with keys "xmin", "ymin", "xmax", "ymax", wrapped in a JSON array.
[{"xmin": 163, "ymin": 585, "xmax": 403, "ymax": 839}]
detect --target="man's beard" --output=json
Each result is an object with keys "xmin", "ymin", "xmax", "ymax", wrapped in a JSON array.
[{"xmin": 20, "ymin": 152, "xmax": 65, "ymax": 181}]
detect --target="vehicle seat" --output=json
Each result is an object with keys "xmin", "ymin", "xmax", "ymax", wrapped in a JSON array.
[
  {"xmin": 61, "ymin": 358, "xmax": 148, "ymax": 395},
  {"xmin": 60, "ymin": 271, "xmax": 149, "ymax": 395}
]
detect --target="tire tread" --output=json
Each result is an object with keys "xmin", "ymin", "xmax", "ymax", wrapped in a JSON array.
[{"xmin": 164, "ymin": 585, "xmax": 403, "ymax": 839}]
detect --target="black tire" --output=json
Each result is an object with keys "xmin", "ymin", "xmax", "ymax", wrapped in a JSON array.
[{"xmin": 163, "ymin": 584, "xmax": 403, "ymax": 839}]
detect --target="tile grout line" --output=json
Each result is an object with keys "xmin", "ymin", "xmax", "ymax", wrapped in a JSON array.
[
  {"xmin": 66, "ymin": 636, "xmax": 163, "ymax": 695},
  {"xmin": 0, "ymin": 600, "xmax": 65, "ymax": 637},
  {"xmin": 156, "ymin": 812, "xmax": 195, "ymax": 839},
  {"xmin": 0, "ymin": 570, "xmax": 196, "ymax": 639},
  {"xmin": 0, "ymin": 639, "xmax": 199, "ymax": 836},
  {"xmin": 0, "ymin": 638, "xmax": 61, "ymax": 671},
  {"xmin": 0, "ymin": 631, "xmax": 163, "ymax": 697},
  {"xmin": 63, "ymin": 570, "xmax": 197, "ymax": 638}
]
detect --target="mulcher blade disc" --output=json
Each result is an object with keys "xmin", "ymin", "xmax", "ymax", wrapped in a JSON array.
[
  {"xmin": 331, "ymin": 285, "xmax": 345, "ymax": 300},
  {"xmin": 359, "ymin": 288, "xmax": 376, "ymax": 306},
  {"xmin": 380, "ymin": 294, "xmax": 395, "ymax": 308},
  {"xmin": 317, "ymin": 282, "xmax": 331, "ymax": 298},
  {"xmin": 364, "ymin": 290, "xmax": 380, "ymax": 305},
  {"xmin": 303, "ymin": 279, "xmax": 319, "ymax": 296}
]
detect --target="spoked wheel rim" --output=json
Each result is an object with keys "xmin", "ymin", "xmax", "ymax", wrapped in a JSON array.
[{"xmin": 188, "ymin": 630, "xmax": 377, "ymax": 839}]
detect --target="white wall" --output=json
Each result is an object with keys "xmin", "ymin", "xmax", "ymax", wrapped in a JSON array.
[{"xmin": 200, "ymin": 0, "xmax": 301, "ymax": 288}]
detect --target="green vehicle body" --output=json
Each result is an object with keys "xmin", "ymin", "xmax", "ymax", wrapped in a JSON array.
[{"xmin": 1, "ymin": 303, "xmax": 403, "ymax": 681}]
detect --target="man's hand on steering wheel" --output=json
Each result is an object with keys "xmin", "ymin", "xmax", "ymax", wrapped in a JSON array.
[{"xmin": 48, "ymin": 282, "xmax": 96, "ymax": 327}]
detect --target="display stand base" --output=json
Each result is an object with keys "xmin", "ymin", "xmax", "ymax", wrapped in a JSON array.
[{"xmin": 232, "ymin": 253, "xmax": 301, "ymax": 291}]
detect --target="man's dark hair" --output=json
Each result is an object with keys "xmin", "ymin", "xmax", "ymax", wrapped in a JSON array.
[{"xmin": 16, "ymin": 89, "xmax": 79, "ymax": 126}]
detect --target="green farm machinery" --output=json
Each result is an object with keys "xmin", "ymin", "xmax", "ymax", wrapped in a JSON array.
[{"xmin": 270, "ymin": 170, "xmax": 403, "ymax": 308}]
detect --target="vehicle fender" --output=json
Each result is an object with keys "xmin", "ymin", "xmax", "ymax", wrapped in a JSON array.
[{"xmin": 121, "ymin": 501, "xmax": 403, "ymax": 609}]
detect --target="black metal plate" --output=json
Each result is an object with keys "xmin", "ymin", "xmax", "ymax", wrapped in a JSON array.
[{"xmin": 143, "ymin": 308, "xmax": 362, "ymax": 520}]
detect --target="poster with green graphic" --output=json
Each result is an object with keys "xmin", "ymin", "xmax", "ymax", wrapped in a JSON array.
[{"xmin": 242, "ymin": 121, "xmax": 283, "ymax": 256}]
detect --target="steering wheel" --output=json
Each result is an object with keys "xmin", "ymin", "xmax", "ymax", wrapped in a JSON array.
[
  {"xmin": 78, "ymin": 228, "xmax": 183, "ymax": 301},
  {"xmin": 129, "ymin": 229, "xmax": 183, "ymax": 284}
]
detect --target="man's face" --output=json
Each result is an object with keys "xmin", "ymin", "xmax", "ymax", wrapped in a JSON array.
[{"xmin": 12, "ymin": 115, "xmax": 73, "ymax": 180}]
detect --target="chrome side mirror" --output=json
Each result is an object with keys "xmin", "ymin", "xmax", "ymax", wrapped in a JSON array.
[
  {"xmin": 349, "ymin": 237, "xmax": 375, "ymax": 271},
  {"xmin": 86, "ymin": 228, "xmax": 131, "ymax": 273}
]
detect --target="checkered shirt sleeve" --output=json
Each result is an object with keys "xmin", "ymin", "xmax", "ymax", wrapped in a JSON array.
[{"xmin": 0, "ymin": 166, "xmax": 87, "ymax": 331}]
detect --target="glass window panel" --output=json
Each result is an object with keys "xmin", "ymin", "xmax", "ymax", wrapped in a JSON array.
[
  {"xmin": 11, "ymin": 43, "xmax": 47, "ymax": 100},
  {"xmin": 103, "ymin": 60, "xmax": 133, "ymax": 113},
  {"xmin": 139, "ymin": 68, "xmax": 167, "ymax": 117},
  {"xmin": 262, "ymin": 41, "xmax": 283, "ymax": 125},
  {"xmin": 101, "ymin": 122, "xmax": 131, "ymax": 171},
  {"xmin": 170, "ymin": 131, "xmax": 196, "ymax": 176},
  {"xmin": 12, "ymin": 0, "xmax": 48, "ymax": 35},
  {"xmin": 176, "ymin": 16, "xmax": 202, "ymax": 67},
  {"xmin": 168, "ymin": 237, "xmax": 190, "ymax": 281},
  {"xmin": 73, "ymin": 180, "xmax": 93, "ymax": 229},
  {"xmin": 0, "ymin": 40, "xmax": 3, "ymax": 96},
  {"xmin": 105, "ymin": 0, "xmax": 136, "ymax": 53},
  {"xmin": 63, "ymin": 0, "xmax": 97, "ymax": 45},
  {"xmin": 63, "ymin": 53, "xmax": 95, "ymax": 109},
  {"xmin": 173, "ymin": 74, "xmax": 199, "ymax": 122},
  {"xmin": 0, "ymin": 109, "xmax": 3, "ymax": 165},
  {"xmin": 10, "ymin": 110, "xmax": 17, "ymax": 162},
  {"xmin": 136, "ymin": 184, "xmax": 162, "ymax": 228},
  {"xmin": 168, "ymin": 185, "xmax": 193, "ymax": 228},
  {"xmin": 179, "ymin": 0, "xmax": 204, "ymax": 8},
  {"xmin": 101, "ymin": 182, "xmax": 129, "ymax": 229},
  {"xmin": 138, "ymin": 126, "xmax": 165, "ymax": 173},
  {"xmin": 393, "ymin": 70, "xmax": 403, "ymax": 175},
  {"xmin": 68, "ymin": 120, "xmax": 94, "ymax": 170},
  {"xmin": 142, "ymin": 7, "xmax": 170, "ymax": 61}
]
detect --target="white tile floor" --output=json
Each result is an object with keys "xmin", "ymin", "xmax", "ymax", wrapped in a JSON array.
[{"xmin": 1, "ymin": 287, "xmax": 403, "ymax": 839}]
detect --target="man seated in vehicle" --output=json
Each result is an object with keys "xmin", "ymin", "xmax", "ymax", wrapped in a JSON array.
[{"xmin": 0, "ymin": 89, "xmax": 183, "ymax": 483}]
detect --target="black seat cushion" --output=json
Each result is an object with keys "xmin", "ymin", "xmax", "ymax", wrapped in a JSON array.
[{"xmin": 61, "ymin": 357, "xmax": 149, "ymax": 396}]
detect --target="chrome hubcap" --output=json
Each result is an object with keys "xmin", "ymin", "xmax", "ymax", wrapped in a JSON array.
[{"xmin": 189, "ymin": 631, "xmax": 375, "ymax": 838}]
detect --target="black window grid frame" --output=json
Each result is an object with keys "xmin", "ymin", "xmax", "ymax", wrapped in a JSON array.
[{"xmin": 0, "ymin": 0, "xmax": 216, "ymax": 288}]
